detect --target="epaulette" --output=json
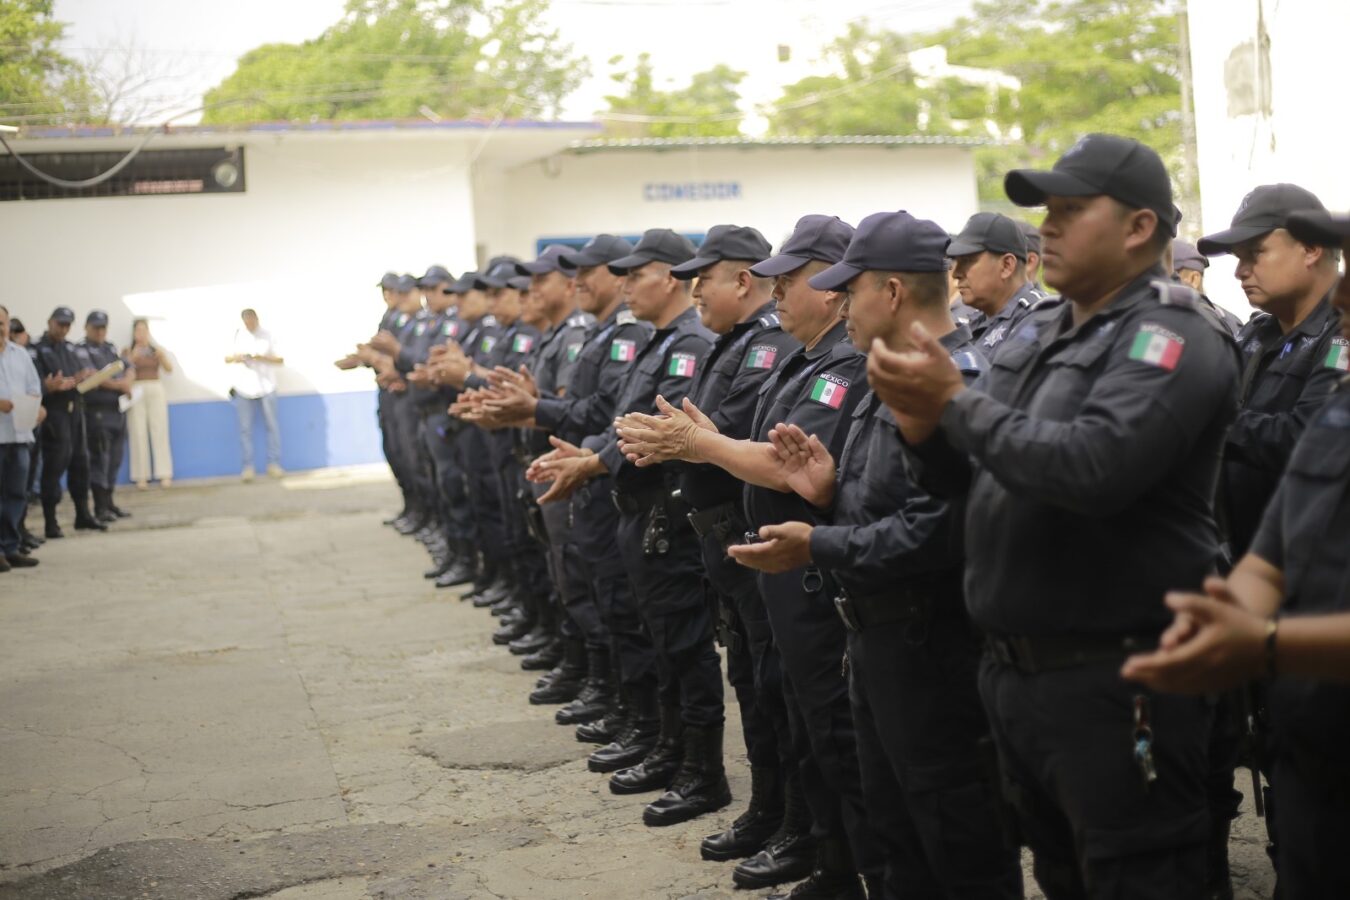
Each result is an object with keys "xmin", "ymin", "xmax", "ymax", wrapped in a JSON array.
[
  {"xmin": 1029, "ymin": 293, "xmax": 1062, "ymax": 311},
  {"xmin": 953, "ymin": 349, "xmax": 987, "ymax": 376},
  {"xmin": 757, "ymin": 312, "xmax": 781, "ymax": 329},
  {"xmin": 481, "ymin": 315, "xmax": 499, "ymax": 328},
  {"xmin": 1150, "ymin": 279, "xmax": 1202, "ymax": 310},
  {"xmin": 616, "ymin": 309, "xmax": 638, "ymax": 326},
  {"xmin": 657, "ymin": 333, "xmax": 677, "ymax": 355},
  {"xmin": 567, "ymin": 312, "xmax": 593, "ymax": 329}
]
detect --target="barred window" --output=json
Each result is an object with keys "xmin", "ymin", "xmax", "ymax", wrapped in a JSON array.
[{"xmin": 0, "ymin": 147, "xmax": 245, "ymax": 201}]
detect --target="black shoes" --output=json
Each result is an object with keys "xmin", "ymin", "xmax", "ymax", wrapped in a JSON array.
[
  {"xmin": 609, "ymin": 705, "xmax": 683, "ymax": 794},
  {"xmin": 701, "ymin": 762, "xmax": 783, "ymax": 860},
  {"xmin": 529, "ymin": 639, "xmax": 586, "ymax": 705},
  {"xmin": 520, "ymin": 639, "xmax": 563, "ymax": 671},
  {"xmin": 642, "ymin": 723, "xmax": 732, "ymax": 826},
  {"xmin": 4, "ymin": 554, "xmax": 39, "ymax": 569},
  {"xmin": 555, "ymin": 647, "xmax": 613, "ymax": 724},
  {"xmin": 733, "ymin": 772, "xmax": 816, "ymax": 889}
]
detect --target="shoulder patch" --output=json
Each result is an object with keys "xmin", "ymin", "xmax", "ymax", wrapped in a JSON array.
[
  {"xmin": 479, "ymin": 335, "xmax": 498, "ymax": 354},
  {"xmin": 616, "ymin": 309, "xmax": 638, "ymax": 326},
  {"xmin": 414, "ymin": 321, "xmax": 428, "ymax": 337},
  {"xmin": 511, "ymin": 334, "xmax": 535, "ymax": 354},
  {"xmin": 566, "ymin": 341, "xmax": 583, "ymax": 362},
  {"xmin": 668, "ymin": 352, "xmax": 697, "ymax": 378},
  {"xmin": 808, "ymin": 372, "xmax": 849, "ymax": 408},
  {"xmin": 744, "ymin": 344, "xmax": 779, "ymax": 370},
  {"xmin": 1325, "ymin": 336, "xmax": 1350, "ymax": 372},
  {"xmin": 441, "ymin": 320, "xmax": 460, "ymax": 338},
  {"xmin": 610, "ymin": 338, "xmax": 637, "ymax": 362},
  {"xmin": 1128, "ymin": 322, "xmax": 1186, "ymax": 371},
  {"xmin": 396, "ymin": 313, "xmax": 410, "ymax": 328}
]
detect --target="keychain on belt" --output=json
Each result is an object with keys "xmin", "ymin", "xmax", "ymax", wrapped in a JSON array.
[{"xmin": 1133, "ymin": 694, "xmax": 1158, "ymax": 790}]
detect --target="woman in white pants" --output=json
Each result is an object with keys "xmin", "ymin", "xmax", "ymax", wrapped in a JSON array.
[{"xmin": 124, "ymin": 320, "xmax": 174, "ymax": 488}]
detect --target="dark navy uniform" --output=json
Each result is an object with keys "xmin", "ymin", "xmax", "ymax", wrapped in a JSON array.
[
  {"xmin": 742, "ymin": 320, "xmax": 882, "ymax": 880},
  {"xmin": 810, "ymin": 328, "xmax": 1021, "ymax": 898},
  {"xmin": 949, "ymin": 299, "xmax": 985, "ymax": 332},
  {"xmin": 34, "ymin": 332, "xmax": 95, "ymax": 529},
  {"xmin": 1248, "ymin": 379, "xmax": 1350, "ymax": 899},
  {"xmin": 1223, "ymin": 296, "xmax": 1343, "ymax": 558},
  {"xmin": 455, "ymin": 313, "xmax": 508, "ymax": 560},
  {"xmin": 680, "ymin": 303, "xmax": 798, "ymax": 777},
  {"xmin": 389, "ymin": 309, "xmax": 437, "ymax": 528},
  {"xmin": 80, "ymin": 338, "xmax": 129, "ymax": 512},
  {"xmin": 376, "ymin": 308, "xmax": 413, "ymax": 513},
  {"xmin": 589, "ymin": 305, "xmax": 723, "ymax": 727},
  {"xmin": 912, "ymin": 271, "xmax": 1241, "ymax": 895},
  {"xmin": 971, "ymin": 282, "xmax": 1059, "ymax": 357}
]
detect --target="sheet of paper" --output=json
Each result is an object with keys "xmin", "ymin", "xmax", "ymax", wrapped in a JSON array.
[
  {"xmin": 118, "ymin": 385, "xmax": 144, "ymax": 414},
  {"xmin": 10, "ymin": 393, "xmax": 40, "ymax": 432}
]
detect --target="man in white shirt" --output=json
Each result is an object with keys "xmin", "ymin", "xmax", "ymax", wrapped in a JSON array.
[
  {"xmin": 225, "ymin": 309, "xmax": 285, "ymax": 481},
  {"xmin": 0, "ymin": 305, "xmax": 44, "ymax": 570}
]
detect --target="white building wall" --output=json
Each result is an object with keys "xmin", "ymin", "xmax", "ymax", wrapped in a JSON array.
[
  {"xmin": 493, "ymin": 145, "xmax": 979, "ymax": 254},
  {"xmin": 3, "ymin": 136, "xmax": 478, "ymax": 404},
  {"xmin": 1188, "ymin": 0, "xmax": 1350, "ymax": 315}
]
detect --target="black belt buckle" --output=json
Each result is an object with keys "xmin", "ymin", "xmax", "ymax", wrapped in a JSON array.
[{"xmin": 833, "ymin": 594, "xmax": 861, "ymax": 633}]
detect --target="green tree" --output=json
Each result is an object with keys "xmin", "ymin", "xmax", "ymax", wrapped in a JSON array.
[
  {"xmin": 0, "ymin": 0, "xmax": 94, "ymax": 125},
  {"xmin": 202, "ymin": 0, "xmax": 585, "ymax": 124},
  {"xmin": 601, "ymin": 53, "xmax": 744, "ymax": 139}
]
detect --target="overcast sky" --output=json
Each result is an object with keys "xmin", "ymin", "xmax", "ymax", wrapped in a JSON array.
[{"xmin": 50, "ymin": 0, "xmax": 973, "ymax": 125}]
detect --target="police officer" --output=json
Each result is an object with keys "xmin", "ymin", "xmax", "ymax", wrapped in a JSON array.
[
  {"xmin": 662, "ymin": 225, "xmax": 799, "ymax": 859},
  {"xmin": 1168, "ymin": 240, "xmax": 1242, "ymax": 337},
  {"xmin": 868, "ymin": 133, "xmax": 1241, "ymax": 897},
  {"xmin": 34, "ymin": 306, "xmax": 105, "ymax": 537},
  {"xmin": 947, "ymin": 211, "xmax": 1056, "ymax": 355},
  {"xmin": 496, "ymin": 235, "xmax": 655, "ymax": 735},
  {"xmin": 357, "ymin": 272, "xmax": 418, "ymax": 533},
  {"xmin": 80, "ymin": 310, "xmax": 133, "ymax": 524},
  {"xmin": 731, "ymin": 211, "xmax": 1022, "ymax": 898},
  {"xmin": 616, "ymin": 215, "xmax": 881, "ymax": 896},
  {"xmin": 531, "ymin": 228, "xmax": 730, "ymax": 828},
  {"xmin": 1017, "ymin": 217, "xmax": 1044, "ymax": 286}
]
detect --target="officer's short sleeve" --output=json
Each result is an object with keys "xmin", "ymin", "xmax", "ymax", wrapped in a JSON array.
[{"xmin": 1249, "ymin": 481, "xmax": 1286, "ymax": 569}]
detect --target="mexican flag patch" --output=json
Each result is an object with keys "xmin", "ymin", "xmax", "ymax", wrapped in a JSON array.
[
  {"xmin": 414, "ymin": 321, "xmax": 427, "ymax": 337},
  {"xmin": 745, "ymin": 344, "xmax": 778, "ymax": 370},
  {"xmin": 480, "ymin": 335, "xmax": 498, "ymax": 354},
  {"xmin": 809, "ymin": 373, "xmax": 848, "ymax": 408},
  {"xmin": 668, "ymin": 352, "xmax": 697, "ymax": 377},
  {"xmin": 441, "ymin": 321, "xmax": 459, "ymax": 338},
  {"xmin": 611, "ymin": 339, "xmax": 636, "ymax": 362},
  {"xmin": 566, "ymin": 342, "xmax": 582, "ymax": 361},
  {"xmin": 512, "ymin": 334, "xmax": 534, "ymax": 353},
  {"xmin": 1325, "ymin": 337, "xmax": 1350, "ymax": 371},
  {"xmin": 1128, "ymin": 323, "xmax": 1185, "ymax": 371}
]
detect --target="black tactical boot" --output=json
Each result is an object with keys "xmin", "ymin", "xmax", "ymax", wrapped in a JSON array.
[
  {"xmin": 521, "ymin": 637, "xmax": 563, "ymax": 671},
  {"xmin": 528, "ymin": 638, "xmax": 586, "ymax": 704},
  {"xmin": 555, "ymin": 646, "xmax": 612, "ymax": 724},
  {"xmin": 576, "ymin": 682, "xmax": 628, "ymax": 744},
  {"xmin": 701, "ymin": 761, "xmax": 783, "ymax": 860},
  {"xmin": 608, "ymin": 704, "xmax": 683, "ymax": 794},
  {"xmin": 643, "ymin": 722, "xmax": 733, "ymax": 825},
  {"xmin": 510, "ymin": 589, "xmax": 556, "ymax": 655},
  {"xmin": 107, "ymin": 489, "xmax": 131, "ymax": 518},
  {"xmin": 587, "ymin": 686, "xmax": 659, "ymax": 772},
  {"xmin": 43, "ymin": 504, "xmax": 64, "ymax": 540},
  {"xmin": 73, "ymin": 495, "xmax": 108, "ymax": 532},
  {"xmin": 733, "ymin": 771, "xmax": 816, "ymax": 889},
  {"xmin": 93, "ymin": 487, "xmax": 116, "ymax": 524},
  {"xmin": 464, "ymin": 556, "xmax": 502, "ymax": 605},
  {"xmin": 762, "ymin": 838, "xmax": 863, "ymax": 900}
]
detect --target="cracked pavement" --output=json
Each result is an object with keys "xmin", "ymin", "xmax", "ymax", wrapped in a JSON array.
[{"xmin": 0, "ymin": 468, "xmax": 1276, "ymax": 898}]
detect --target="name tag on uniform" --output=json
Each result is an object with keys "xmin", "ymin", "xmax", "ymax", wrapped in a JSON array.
[
  {"xmin": 512, "ymin": 334, "xmax": 534, "ymax": 353},
  {"xmin": 611, "ymin": 339, "xmax": 636, "ymax": 362},
  {"xmin": 809, "ymin": 373, "xmax": 848, "ymax": 408},
  {"xmin": 1325, "ymin": 337, "xmax": 1349, "ymax": 372},
  {"xmin": 744, "ymin": 344, "xmax": 778, "ymax": 370},
  {"xmin": 668, "ymin": 352, "xmax": 697, "ymax": 378}
]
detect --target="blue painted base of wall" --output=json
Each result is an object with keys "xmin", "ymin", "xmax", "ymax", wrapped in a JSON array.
[{"xmin": 117, "ymin": 390, "xmax": 383, "ymax": 483}]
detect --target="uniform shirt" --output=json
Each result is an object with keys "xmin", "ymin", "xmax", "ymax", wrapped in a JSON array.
[
  {"xmin": 535, "ymin": 304, "xmax": 654, "ymax": 446},
  {"xmin": 518, "ymin": 309, "xmax": 593, "ymax": 457},
  {"xmin": 80, "ymin": 340, "xmax": 126, "ymax": 411},
  {"xmin": 0, "ymin": 339, "xmax": 42, "ymax": 443},
  {"xmin": 810, "ymin": 327, "xmax": 986, "ymax": 597},
  {"xmin": 230, "ymin": 327, "xmax": 280, "ymax": 399},
  {"xmin": 1250, "ymin": 379, "xmax": 1350, "ymax": 777},
  {"xmin": 744, "ymin": 320, "xmax": 868, "ymax": 529},
  {"xmin": 401, "ymin": 310, "xmax": 459, "ymax": 410},
  {"xmin": 588, "ymin": 305, "xmax": 714, "ymax": 494},
  {"xmin": 950, "ymin": 300, "xmax": 985, "ymax": 332},
  {"xmin": 971, "ymin": 282, "xmax": 1059, "ymax": 357},
  {"xmin": 34, "ymin": 333, "xmax": 93, "ymax": 410},
  {"xmin": 914, "ymin": 267, "xmax": 1241, "ymax": 637},
  {"xmin": 468, "ymin": 317, "xmax": 541, "ymax": 457},
  {"xmin": 1222, "ymin": 296, "xmax": 1345, "ymax": 557},
  {"xmin": 677, "ymin": 301, "xmax": 799, "ymax": 512}
]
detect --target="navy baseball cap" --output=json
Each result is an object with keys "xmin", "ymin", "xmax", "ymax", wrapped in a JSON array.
[
  {"xmin": 1287, "ymin": 209, "xmax": 1350, "ymax": 248},
  {"xmin": 560, "ymin": 234, "xmax": 634, "ymax": 269},
  {"xmin": 808, "ymin": 211, "xmax": 951, "ymax": 292},
  {"xmin": 417, "ymin": 265, "xmax": 453, "ymax": 288},
  {"xmin": 1171, "ymin": 240, "xmax": 1208, "ymax": 272},
  {"xmin": 1016, "ymin": 219, "xmax": 1042, "ymax": 254},
  {"xmin": 608, "ymin": 228, "xmax": 698, "ymax": 275},
  {"xmin": 750, "ymin": 215, "xmax": 856, "ymax": 277},
  {"xmin": 394, "ymin": 274, "xmax": 418, "ymax": 293},
  {"xmin": 516, "ymin": 244, "xmax": 578, "ymax": 276},
  {"xmin": 946, "ymin": 212, "xmax": 1028, "ymax": 261},
  {"xmin": 475, "ymin": 262, "xmax": 520, "ymax": 290},
  {"xmin": 444, "ymin": 272, "xmax": 479, "ymax": 295},
  {"xmin": 51, "ymin": 306, "xmax": 76, "ymax": 324},
  {"xmin": 1198, "ymin": 184, "xmax": 1326, "ymax": 255},
  {"xmin": 86, "ymin": 310, "xmax": 110, "ymax": 327},
  {"xmin": 377, "ymin": 271, "xmax": 400, "ymax": 289},
  {"xmin": 670, "ymin": 225, "xmax": 773, "ymax": 279},
  {"xmin": 1005, "ymin": 133, "xmax": 1178, "ymax": 237},
  {"xmin": 7, "ymin": 318, "xmax": 23, "ymax": 336},
  {"xmin": 506, "ymin": 275, "xmax": 531, "ymax": 291}
]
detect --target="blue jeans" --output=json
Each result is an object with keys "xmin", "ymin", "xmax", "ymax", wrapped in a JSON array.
[
  {"xmin": 1, "ymin": 442, "xmax": 32, "ymax": 555},
  {"xmin": 234, "ymin": 393, "xmax": 280, "ymax": 469}
]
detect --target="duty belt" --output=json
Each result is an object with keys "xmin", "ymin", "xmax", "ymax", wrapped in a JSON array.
[
  {"xmin": 832, "ymin": 571, "xmax": 961, "ymax": 633},
  {"xmin": 611, "ymin": 484, "xmax": 670, "ymax": 515},
  {"xmin": 985, "ymin": 632, "xmax": 1158, "ymax": 675},
  {"xmin": 686, "ymin": 501, "xmax": 748, "ymax": 550}
]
